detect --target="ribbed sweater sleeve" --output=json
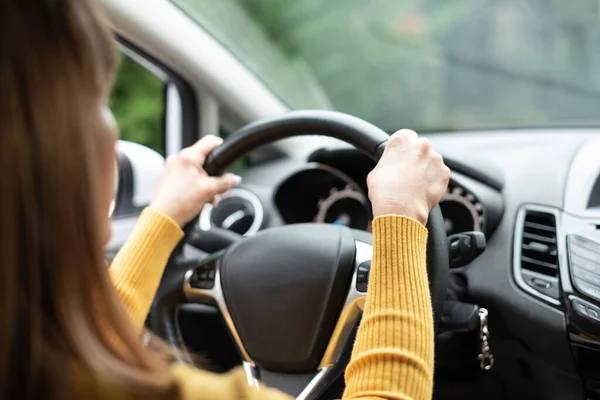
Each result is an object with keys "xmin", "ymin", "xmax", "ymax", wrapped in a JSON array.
[
  {"xmin": 109, "ymin": 208, "xmax": 183, "ymax": 332},
  {"xmin": 342, "ymin": 215, "xmax": 434, "ymax": 400}
]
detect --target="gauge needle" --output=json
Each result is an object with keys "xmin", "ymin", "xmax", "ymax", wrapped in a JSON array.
[
  {"xmin": 222, "ymin": 210, "xmax": 246, "ymax": 229},
  {"xmin": 333, "ymin": 213, "xmax": 351, "ymax": 226}
]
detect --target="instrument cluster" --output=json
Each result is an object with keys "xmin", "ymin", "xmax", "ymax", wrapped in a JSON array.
[
  {"xmin": 440, "ymin": 181, "xmax": 486, "ymax": 236},
  {"xmin": 273, "ymin": 164, "xmax": 487, "ymax": 236}
]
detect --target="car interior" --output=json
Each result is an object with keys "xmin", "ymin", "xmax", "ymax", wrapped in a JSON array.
[{"xmin": 104, "ymin": 1, "xmax": 600, "ymax": 399}]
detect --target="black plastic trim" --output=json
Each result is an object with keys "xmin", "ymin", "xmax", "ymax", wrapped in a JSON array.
[
  {"xmin": 308, "ymin": 147, "xmax": 504, "ymax": 191},
  {"xmin": 112, "ymin": 152, "xmax": 136, "ymax": 216}
]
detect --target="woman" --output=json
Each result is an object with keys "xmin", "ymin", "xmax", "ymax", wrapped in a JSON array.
[{"xmin": 0, "ymin": 0, "xmax": 449, "ymax": 399}]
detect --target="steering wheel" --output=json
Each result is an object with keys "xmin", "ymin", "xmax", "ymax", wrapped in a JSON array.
[{"xmin": 149, "ymin": 110, "xmax": 449, "ymax": 399}]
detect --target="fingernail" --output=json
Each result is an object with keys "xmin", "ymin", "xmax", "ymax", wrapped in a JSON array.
[
  {"xmin": 204, "ymin": 134, "xmax": 223, "ymax": 144},
  {"xmin": 228, "ymin": 174, "xmax": 242, "ymax": 185}
]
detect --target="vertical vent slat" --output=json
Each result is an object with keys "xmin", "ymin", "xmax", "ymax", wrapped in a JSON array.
[{"xmin": 520, "ymin": 211, "xmax": 558, "ymax": 277}]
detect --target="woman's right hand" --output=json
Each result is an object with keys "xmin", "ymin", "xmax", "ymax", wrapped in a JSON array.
[
  {"xmin": 367, "ymin": 129, "xmax": 450, "ymax": 225},
  {"xmin": 150, "ymin": 135, "xmax": 241, "ymax": 227}
]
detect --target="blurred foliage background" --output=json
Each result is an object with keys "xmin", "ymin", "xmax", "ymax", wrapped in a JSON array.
[
  {"xmin": 110, "ymin": 56, "xmax": 165, "ymax": 154},
  {"xmin": 112, "ymin": 0, "xmax": 600, "ymax": 155},
  {"xmin": 175, "ymin": 0, "xmax": 600, "ymax": 130}
]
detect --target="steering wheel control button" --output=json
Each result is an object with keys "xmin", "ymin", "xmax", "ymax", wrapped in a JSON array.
[
  {"xmin": 521, "ymin": 269, "xmax": 559, "ymax": 299},
  {"xmin": 189, "ymin": 262, "xmax": 217, "ymax": 290},
  {"xmin": 356, "ymin": 261, "xmax": 371, "ymax": 292}
]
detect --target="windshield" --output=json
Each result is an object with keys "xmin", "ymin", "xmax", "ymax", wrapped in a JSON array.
[{"xmin": 171, "ymin": 0, "xmax": 600, "ymax": 132}]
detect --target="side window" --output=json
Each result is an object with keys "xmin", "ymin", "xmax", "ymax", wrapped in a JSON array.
[
  {"xmin": 109, "ymin": 52, "xmax": 169, "ymax": 225},
  {"xmin": 110, "ymin": 54, "xmax": 166, "ymax": 155}
]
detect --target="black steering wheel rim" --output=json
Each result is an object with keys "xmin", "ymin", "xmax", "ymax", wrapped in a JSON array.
[
  {"xmin": 202, "ymin": 110, "xmax": 389, "ymax": 176},
  {"xmin": 151, "ymin": 110, "xmax": 449, "ymax": 397}
]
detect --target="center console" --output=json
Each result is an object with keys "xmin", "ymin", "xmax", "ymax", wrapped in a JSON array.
[
  {"xmin": 515, "ymin": 138, "xmax": 600, "ymax": 399},
  {"xmin": 566, "ymin": 230, "xmax": 600, "ymax": 398},
  {"xmin": 513, "ymin": 203, "xmax": 600, "ymax": 398}
]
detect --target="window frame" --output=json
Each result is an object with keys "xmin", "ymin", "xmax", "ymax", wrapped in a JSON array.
[
  {"xmin": 118, "ymin": 37, "xmax": 200, "ymax": 153},
  {"xmin": 107, "ymin": 39, "xmax": 201, "ymax": 257},
  {"xmin": 110, "ymin": 39, "xmax": 200, "ymax": 220}
]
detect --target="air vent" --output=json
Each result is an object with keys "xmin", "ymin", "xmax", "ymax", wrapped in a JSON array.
[
  {"xmin": 521, "ymin": 212, "xmax": 559, "ymax": 276},
  {"xmin": 514, "ymin": 207, "xmax": 561, "ymax": 305},
  {"xmin": 199, "ymin": 188, "xmax": 264, "ymax": 236}
]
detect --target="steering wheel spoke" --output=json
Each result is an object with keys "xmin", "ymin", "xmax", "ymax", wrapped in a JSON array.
[
  {"xmin": 318, "ymin": 240, "xmax": 370, "ymax": 368},
  {"xmin": 182, "ymin": 252, "xmax": 222, "ymax": 304},
  {"xmin": 285, "ymin": 240, "xmax": 372, "ymax": 399},
  {"xmin": 183, "ymin": 250, "xmax": 256, "ymax": 365}
]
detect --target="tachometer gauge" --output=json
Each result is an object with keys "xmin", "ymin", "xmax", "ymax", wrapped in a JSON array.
[
  {"xmin": 439, "ymin": 184, "xmax": 485, "ymax": 235},
  {"xmin": 314, "ymin": 185, "xmax": 370, "ymax": 230}
]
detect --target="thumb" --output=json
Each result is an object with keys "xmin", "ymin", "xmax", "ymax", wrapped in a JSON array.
[{"xmin": 202, "ymin": 173, "xmax": 242, "ymax": 199}]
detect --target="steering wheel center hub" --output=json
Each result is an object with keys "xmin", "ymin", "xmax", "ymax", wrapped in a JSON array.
[{"xmin": 220, "ymin": 224, "xmax": 357, "ymax": 372}]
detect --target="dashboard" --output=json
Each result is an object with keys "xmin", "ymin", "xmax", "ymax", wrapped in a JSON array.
[
  {"xmin": 201, "ymin": 154, "xmax": 504, "ymax": 240},
  {"xmin": 192, "ymin": 130, "xmax": 600, "ymax": 400}
]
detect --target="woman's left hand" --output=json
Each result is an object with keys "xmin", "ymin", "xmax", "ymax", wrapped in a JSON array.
[{"xmin": 150, "ymin": 135, "xmax": 241, "ymax": 227}]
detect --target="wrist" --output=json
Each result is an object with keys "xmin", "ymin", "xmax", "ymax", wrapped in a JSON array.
[
  {"xmin": 148, "ymin": 202, "xmax": 185, "ymax": 228},
  {"xmin": 372, "ymin": 203, "xmax": 428, "ymax": 226}
]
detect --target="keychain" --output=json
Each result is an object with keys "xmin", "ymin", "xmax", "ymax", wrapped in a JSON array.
[{"xmin": 477, "ymin": 308, "xmax": 495, "ymax": 371}]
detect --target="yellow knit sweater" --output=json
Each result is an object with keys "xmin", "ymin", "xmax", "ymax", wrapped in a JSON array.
[{"xmin": 106, "ymin": 208, "xmax": 433, "ymax": 400}]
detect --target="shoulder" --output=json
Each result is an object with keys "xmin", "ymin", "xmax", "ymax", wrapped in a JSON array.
[{"xmin": 171, "ymin": 365, "xmax": 291, "ymax": 400}]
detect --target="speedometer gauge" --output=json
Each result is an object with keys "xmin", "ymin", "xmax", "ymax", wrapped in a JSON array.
[
  {"xmin": 439, "ymin": 184, "xmax": 485, "ymax": 235},
  {"xmin": 314, "ymin": 185, "xmax": 370, "ymax": 230}
]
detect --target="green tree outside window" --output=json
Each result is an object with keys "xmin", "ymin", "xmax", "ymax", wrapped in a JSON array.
[{"xmin": 110, "ymin": 55, "xmax": 165, "ymax": 155}]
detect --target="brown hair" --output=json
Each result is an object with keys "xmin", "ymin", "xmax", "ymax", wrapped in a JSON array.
[{"xmin": 0, "ymin": 1, "xmax": 173, "ymax": 398}]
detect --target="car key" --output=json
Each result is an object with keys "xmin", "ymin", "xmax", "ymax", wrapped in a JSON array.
[{"xmin": 477, "ymin": 308, "xmax": 494, "ymax": 371}]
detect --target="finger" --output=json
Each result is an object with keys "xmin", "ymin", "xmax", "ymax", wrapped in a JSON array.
[
  {"xmin": 384, "ymin": 129, "xmax": 419, "ymax": 155},
  {"xmin": 201, "ymin": 173, "xmax": 242, "ymax": 200},
  {"xmin": 418, "ymin": 137, "xmax": 431, "ymax": 155},
  {"xmin": 431, "ymin": 151, "xmax": 444, "ymax": 163},
  {"xmin": 212, "ymin": 194, "xmax": 223, "ymax": 206},
  {"xmin": 443, "ymin": 164, "xmax": 451, "ymax": 182},
  {"xmin": 389, "ymin": 129, "xmax": 418, "ymax": 143},
  {"xmin": 180, "ymin": 135, "xmax": 224, "ymax": 165}
]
